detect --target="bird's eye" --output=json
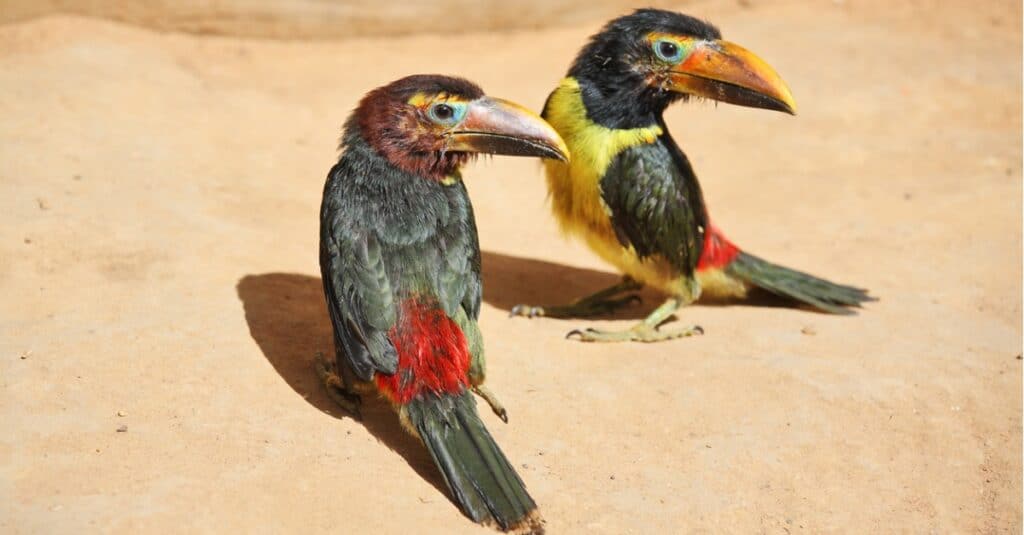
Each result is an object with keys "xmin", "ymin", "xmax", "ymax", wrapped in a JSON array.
[
  {"xmin": 654, "ymin": 39, "xmax": 683, "ymax": 62},
  {"xmin": 428, "ymin": 102, "xmax": 464, "ymax": 125},
  {"xmin": 433, "ymin": 104, "xmax": 453, "ymax": 120}
]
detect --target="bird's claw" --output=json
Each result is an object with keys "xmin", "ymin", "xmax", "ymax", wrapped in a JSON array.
[
  {"xmin": 564, "ymin": 324, "xmax": 703, "ymax": 343},
  {"xmin": 510, "ymin": 304, "xmax": 545, "ymax": 318},
  {"xmin": 314, "ymin": 352, "xmax": 363, "ymax": 418},
  {"xmin": 472, "ymin": 385, "xmax": 509, "ymax": 423},
  {"xmin": 338, "ymin": 395, "xmax": 364, "ymax": 420},
  {"xmin": 565, "ymin": 327, "xmax": 602, "ymax": 342}
]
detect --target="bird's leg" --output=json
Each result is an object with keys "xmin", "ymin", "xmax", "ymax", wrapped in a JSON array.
[
  {"xmin": 471, "ymin": 385, "xmax": 508, "ymax": 423},
  {"xmin": 565, "ymin": 297, "xmax": 704, "ymax": 343},
  {"xmin": 314, "ymin": 352, "xmax": 362, "ymax": 418},
  {"xmin": 510, "ymin": 276, "xmax": 643, "ymax": 318}
]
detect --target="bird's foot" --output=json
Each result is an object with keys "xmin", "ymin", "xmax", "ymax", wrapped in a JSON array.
[
  {"xmin": 565, "ymin": 322, "xmax": 703, "ymax": 343},
  {"xmin": 314, "ymin": 352, "xmax": 362, "ymax": 418},
  {"xmin": 471, "ymin": 385, "xmax": 508, "ymax": 423},
  {"xmin": 510, "ymin": 294, "xmax": 641, "ymax": 319}
]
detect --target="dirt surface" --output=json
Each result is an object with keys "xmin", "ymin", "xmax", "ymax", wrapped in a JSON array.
[{"xmin": 1, "ymin": 1, "xmax": 1021, "ymax": 533}]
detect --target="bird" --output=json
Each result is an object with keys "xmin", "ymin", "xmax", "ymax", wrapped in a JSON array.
[
  {"xmin": 317, "ymin": 74, "xmax": 568, "ymax": 532},
  {"xmin": 511, "ymin": 8, "xmax": 874, "ymax": 342}
]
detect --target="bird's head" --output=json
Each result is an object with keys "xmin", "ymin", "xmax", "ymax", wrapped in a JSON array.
[
  {"xmin": 569, "ymin": 9, "xmax": 796, "ymax": 126},
  {"xmin": 353, "ymin": 74, "xmax": 568, "ymax": 180}
]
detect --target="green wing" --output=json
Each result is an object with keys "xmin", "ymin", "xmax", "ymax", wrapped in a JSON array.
[
  {"xmin": 321, "ymin": 224, "xmax": 399, "ymax": 382},
  {"xmin": 600, "ymin": 138, "xmax": 706, "ymax": 276}
]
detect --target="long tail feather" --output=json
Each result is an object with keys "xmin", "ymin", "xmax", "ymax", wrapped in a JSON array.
[
  {"xmin": 405, "ymin": 392, "xmax": 543, "ymax": 534},
  {"xmin": 725, "ymin": 251, "xmax": 875, "ymax": 314}
]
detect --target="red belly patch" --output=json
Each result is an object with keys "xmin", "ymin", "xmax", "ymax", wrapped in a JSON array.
[
  {"xmin": 375, "ymin": 298, "xmax": 471, "ymax": 404},
  {"xmin": 696, "ymin": 223, "xmax": 740, "ymax": 271}
]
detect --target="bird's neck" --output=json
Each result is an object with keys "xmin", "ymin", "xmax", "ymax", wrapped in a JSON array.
[
  {"xmin": 541, "ymin": 77, "xmax": 664, "ymax": 245},
  {"xmin": 543, "ymin": 78, "xmax": 663, "ymax": 168},
  {"xmin": 573, "ymin": 74, "xmax": 675, "ymax": 130},
  {"xmin": 340, "ymin": 123, "xmax": 466, "ymax": 187}
]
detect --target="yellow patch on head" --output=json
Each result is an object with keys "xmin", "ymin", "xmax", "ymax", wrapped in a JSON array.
[
  {"xmin": 406, "ymin": 92, "xmax": 431, "ymax": 107},
  {"xmin": 406, "ymin": 92, "xmax": 467, "ymax": 109},
  {"xmin": 440, "ymin": 170, "xmax": 462, "ymax": 186},
  {"xmin": 644, "ymin": 32, "xmax": 698, "ymax": 48}
]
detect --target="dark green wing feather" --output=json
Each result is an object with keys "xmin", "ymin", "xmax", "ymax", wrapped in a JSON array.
[
  {"xmin": 457, "ymin": 184, "xmax": 483, "ymax": 321},
  {"xmin": 320, "ymin": 164, "xmax": 399, "ymax": 382},
  {"xmin": 600, "ymin": 137, "xmax": 706, "ymax": 276},
  {"xmin": 321, "ymin": 226, "xmax": 399, "ymax": 382}
]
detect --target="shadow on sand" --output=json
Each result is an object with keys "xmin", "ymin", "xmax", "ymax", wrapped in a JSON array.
[
  {"xmin": 236, "ymin": 272, "xmax": 447, "ymax": 496},
  {"xmin": 478, "ymin": 249, "xmax": 790, "ymax": 318},
  {"xmin": 235, "ymin": 251, "xmax": 790, "ymax": 496},
  {"xmin": 478, "ymin": 250, "xmax": 656, "ymax": 319}
]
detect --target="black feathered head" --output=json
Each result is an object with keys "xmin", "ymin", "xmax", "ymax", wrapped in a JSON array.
[{"xmin": 568, "ymin": 9, "xmax": 795, "ymax": 127}]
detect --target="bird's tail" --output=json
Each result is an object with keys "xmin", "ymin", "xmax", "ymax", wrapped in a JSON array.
[
  {"xmin": 724, "ymin": 250, "xmax": 875, "ymax": 314},
  {"xmin": 404, "ymin": 392, "xmax": 543, "ymax": 534}
]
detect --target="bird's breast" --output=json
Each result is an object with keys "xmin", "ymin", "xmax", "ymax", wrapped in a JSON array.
[{"xmin": 542, "ymin": 78, "xmax": 678, "ymax": 290}]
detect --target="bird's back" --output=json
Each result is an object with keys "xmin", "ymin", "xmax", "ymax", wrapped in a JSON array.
[{"xmin": 322, "ymin": 142, "xmax": 481, "ymax": 318}]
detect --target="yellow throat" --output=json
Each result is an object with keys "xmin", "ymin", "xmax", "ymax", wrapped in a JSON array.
[{"xmin": 542, "ymin": 77, "xmax": 662, "ymax": 237}]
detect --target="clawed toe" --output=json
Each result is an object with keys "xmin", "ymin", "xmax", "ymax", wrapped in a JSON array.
[
  {"xmin": 510, "ymin": 304, "xmax": 545, "ymax": 318},
  {"xmin": 472, "ymin": 385, "xmax": 509, "ymax": 423},
  {"xmin": 314, "ymin": 352, "xmax": 363, "ymax": 418},
  {"xmin": 563, "ymin": 323, "xmax": 703, "ymax": 343}
]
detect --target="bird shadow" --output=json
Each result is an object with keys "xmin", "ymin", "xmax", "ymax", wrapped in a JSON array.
[
  {"xmin": 480, "ymin": 250, "xmax": 656, "ymax": 320},
  {"xmin": 479, "ymin": 250, "xmax": 792, "ymax": 318},
  {"xmin": 235, "ymin": 273, "xmax": 448, "ymax": 497},
  {"xmin": 235, "ymin": 255, "xmax": 792, "ymax": 499}
]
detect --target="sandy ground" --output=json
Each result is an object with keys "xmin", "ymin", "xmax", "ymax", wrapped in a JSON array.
[{"xmin": 1, "ymin": 1, "xmax": 1021, "ymax": 533}]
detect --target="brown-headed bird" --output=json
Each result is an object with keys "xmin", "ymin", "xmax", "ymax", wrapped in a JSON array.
[
  {"xmin": 512, "ymin": 9, "xmax": 873, "ymax": 342},
  {"xmin": 316, "ymin": 75, "xmax": 567, "ymax": 532}
]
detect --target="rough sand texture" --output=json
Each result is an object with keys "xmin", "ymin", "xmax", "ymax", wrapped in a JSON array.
[{"xmin": 1, "ymin": 1, "xmax": 1021, "ymax": 533}]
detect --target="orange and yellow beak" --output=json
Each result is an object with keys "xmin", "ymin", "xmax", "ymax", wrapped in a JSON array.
[
  {"xmin": 669, "ymin": 40, "xmax": 796, "ymax": 114},
  {"xmin": 447, "ymin": 97, "xmax": 570, "ymax": 161}
]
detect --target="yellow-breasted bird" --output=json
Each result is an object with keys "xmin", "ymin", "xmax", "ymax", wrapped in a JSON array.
[
  {"xmin": 318, "ymin": 75, "xmax": 568, "ymax": 531},
  {"xmin": 512, "ymin": 9, "xmax": 873, "ymax": 342}
]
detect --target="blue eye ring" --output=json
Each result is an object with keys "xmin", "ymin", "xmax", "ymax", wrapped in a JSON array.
[
  {"xmin": 653, "ymin": 39, "xmax": 684, "ymax": 62},
  {"xmin": 428, "ymin": 101, "xmax": 465, "ymax": 125}
]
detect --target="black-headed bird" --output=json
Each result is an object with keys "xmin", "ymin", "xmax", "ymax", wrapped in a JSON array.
[
  {"xmin": 512, "ymin": 9, "xmax": 873, "ymax": 342},
  {"xmin": 318, "ymin": 74, "xmax": 567, "ymax": 532}
]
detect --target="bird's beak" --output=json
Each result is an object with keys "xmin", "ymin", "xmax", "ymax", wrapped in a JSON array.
[
  {"xmin": 669, "ymin": 40, "xmax": 797, "ymax": 114},
  {"xmin": 448, "ymin": 97, "xmax": 570, "ymax": 161}
]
